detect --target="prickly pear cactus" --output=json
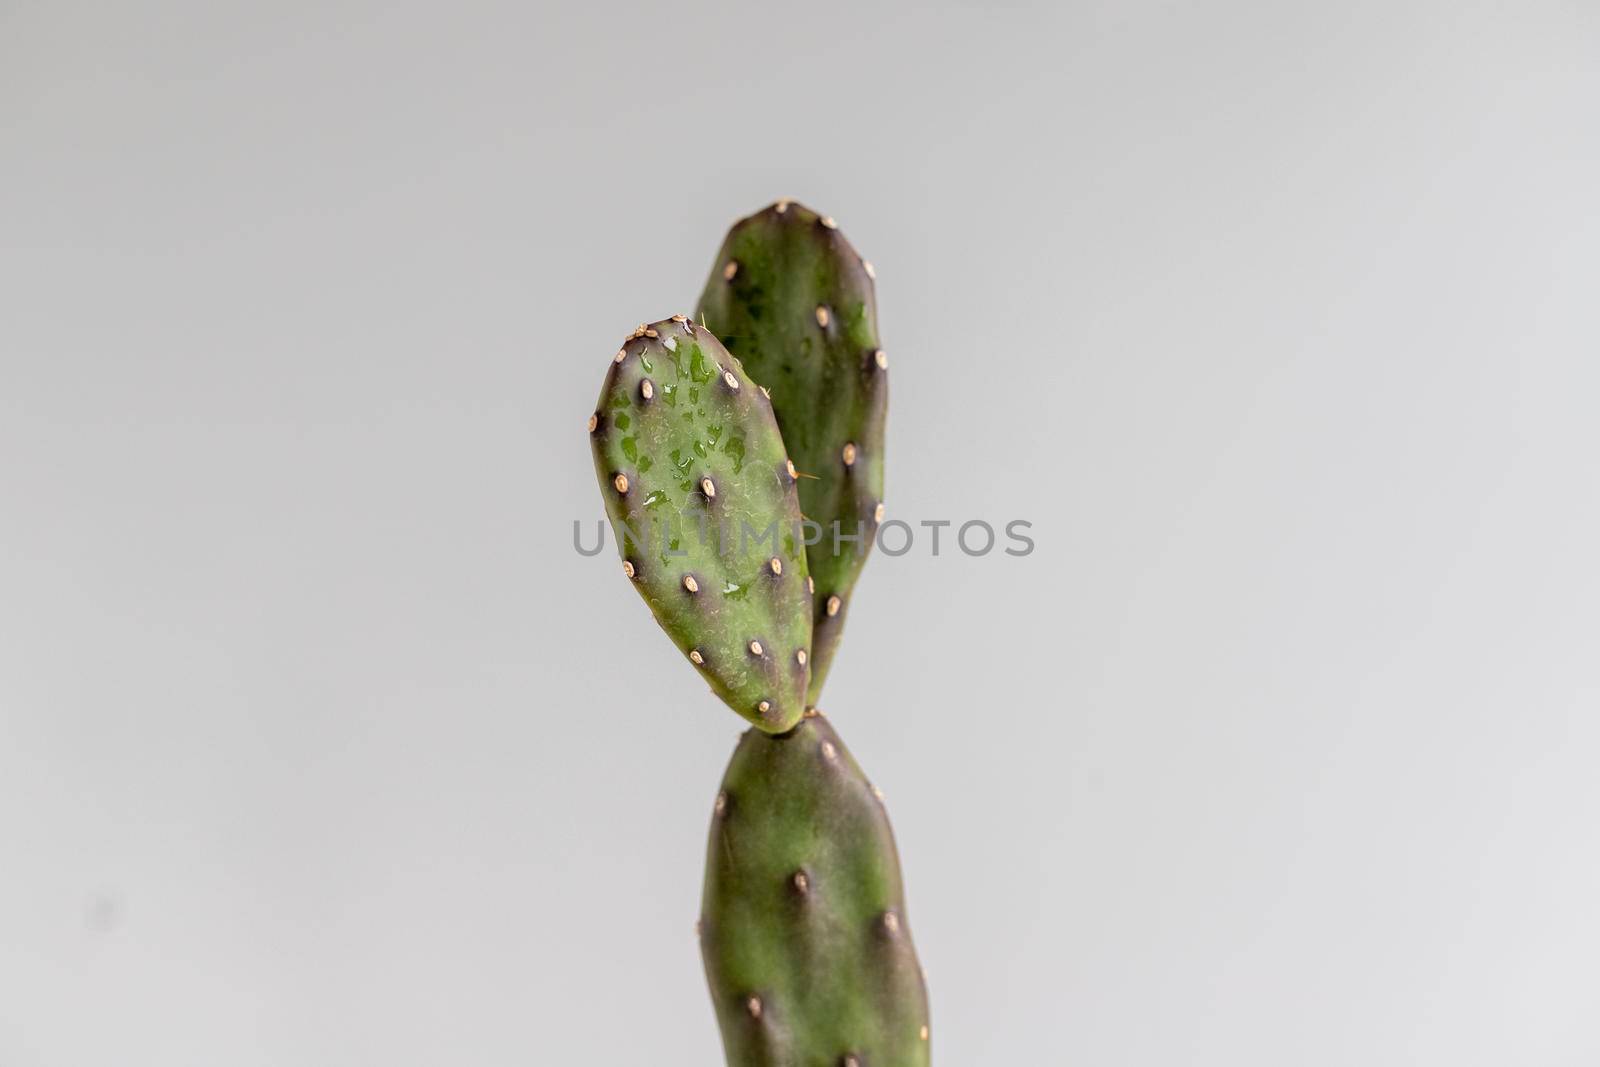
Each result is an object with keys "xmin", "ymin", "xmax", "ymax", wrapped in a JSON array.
[
  {"xmin": 697, "ymin": 201, "xmax": 887, "ymax": 703},
  {"xmin": 700, "ymin": 712, "xmax": 930, "ymax": 1067},
  {"xmin": 589, "ymin": 316, "xmax": 814, "ymax": 733}
]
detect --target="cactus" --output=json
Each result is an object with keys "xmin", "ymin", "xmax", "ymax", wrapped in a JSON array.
[
  {"xmin": 589, "ymin": 315, "xmax": 814, "ymax": 733},
  {"xmin": 588, "ymin": 204, "xmax": 930, "ymax": 1067},
  {"xmin": 697, "ymin": 200, "xmax": 887, "ymax": 702},
  {"xmin": 700, "ymin": 712, "xmax": 930, "ymax": 1067}
]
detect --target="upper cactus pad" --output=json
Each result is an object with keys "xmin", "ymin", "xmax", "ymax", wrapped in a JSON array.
[
  {"xmin": 697, "ymin": 201, "xmax": 887, "ymax": 703},
  {"xmin": 589, "ymin": 317, "xmax": 813, "ymax": 733}
]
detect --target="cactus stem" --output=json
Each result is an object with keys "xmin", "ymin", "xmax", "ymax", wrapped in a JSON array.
[
  {"xmin": 696, "ymin": 201, "xmax": 887, "ymax": 704},
  {"xmin": 702, "ymin": 717, "xmax": 927, "ymax": 1062},
  {"xmin": 592, "ymin": 317, "xmax": 811, "ymax": 733}
]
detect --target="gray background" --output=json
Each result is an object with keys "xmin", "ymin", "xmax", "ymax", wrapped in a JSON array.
[{"xmin": 2, "ymin": 1, "xmax": 1596, "ymax": 1064}]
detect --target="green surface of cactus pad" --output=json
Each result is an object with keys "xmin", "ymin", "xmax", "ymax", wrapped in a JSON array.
[
  {"xmin": 697, "ymin": 201, "xmax": 887, "ymax": 704},
  {"xmin": 700, "ymin": 712, "xmax": 930, "ymax": 1067},
  {"xmin": 589, "ymin": 316, "xmax": 813, "ymax": 733}
]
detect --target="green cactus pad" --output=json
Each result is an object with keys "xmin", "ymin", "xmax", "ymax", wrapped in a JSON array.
[
  {"xmin": 697, "ymin": 201, "xmax": 888, "ymax": 703},
  {"xmin": 589, "ymin": 316, "xmax": 813, "ymax": 733},
  {"xmin": 700, "ymin": 712, "xmax": 930, "ymax": 1067}
]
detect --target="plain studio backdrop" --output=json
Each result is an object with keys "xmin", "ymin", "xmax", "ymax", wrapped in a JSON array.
[{"xmin": 2, "ymin": 1, "xmax": 1597, "ymax": 1064}]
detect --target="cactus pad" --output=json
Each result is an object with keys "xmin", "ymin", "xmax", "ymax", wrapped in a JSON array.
[
  {"xmin": 700, "ymin": 712, "xmax": 930, "ymax": 1067},
  {"xmin": 697, "ymin": 201, "xmax": 888, "ymax": 703},
  {"xmin": 589, "ymin": 316, "xmax": 813, "ymax": 733}
]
